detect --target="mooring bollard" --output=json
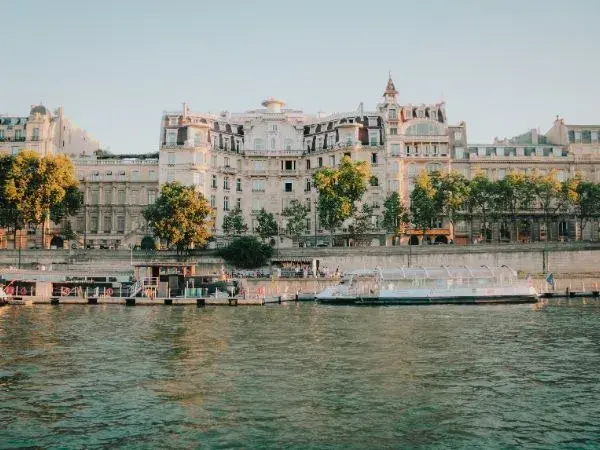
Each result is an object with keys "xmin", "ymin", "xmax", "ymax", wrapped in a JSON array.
[
  {"xmin": 88, "ymin": 297, "xmax": 98, "ymax": 305},
  {"xmin": 196, "ymin": 298, "xmax": 205, "ymax": 307},
  {"xmin": 164, "ymin": 298, "xmax": 173, "ymax": 305},
  {"xmin": 228, "ymin": 298, "xmax": 238, "ymax": 306},
  {"xmin": 126, "ymin": 298, "xmax": 136, "ymax": 306}
]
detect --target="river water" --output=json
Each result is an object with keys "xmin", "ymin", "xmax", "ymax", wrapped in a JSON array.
[{"xmin": 1, "ymin": 301, "xmax": 600, "ymax": 449}]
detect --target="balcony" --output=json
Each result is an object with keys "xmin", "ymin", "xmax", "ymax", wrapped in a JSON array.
[
  {"xmin": 219, "ymin": 165, "xmax": 237, "ymax": 174},
  {"xmin": 251, "ymin": 188, "xmax": 265, "ymax": 193}
]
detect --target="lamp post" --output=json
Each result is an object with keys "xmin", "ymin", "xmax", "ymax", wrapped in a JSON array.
[{"xmin": 314, "ymin": 200, "xmax": 318, "ymax": 247}]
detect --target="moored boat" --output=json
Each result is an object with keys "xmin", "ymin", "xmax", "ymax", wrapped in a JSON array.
[
  {"xmin": 0, "ymin": 286, "xmax": 9, "ymax": 306},
  {"xmin": 317, "ymin": 266, "xmax": 538, "ymax": 305}
]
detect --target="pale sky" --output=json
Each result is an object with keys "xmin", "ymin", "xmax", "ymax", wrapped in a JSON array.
[{"xmin": 2, "ymin": 0, "xmax": 599, "ymax": 153}]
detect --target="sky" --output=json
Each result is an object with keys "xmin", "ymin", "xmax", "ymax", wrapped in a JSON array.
[{"xmin": 2, "ymin": 0, "xmax": 599, "ymax": 154}]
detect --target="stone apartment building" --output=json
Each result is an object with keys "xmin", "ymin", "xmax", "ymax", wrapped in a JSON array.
[{"xmin": 2, "ymin": 78, "xmax": 600, "ymax": 249}]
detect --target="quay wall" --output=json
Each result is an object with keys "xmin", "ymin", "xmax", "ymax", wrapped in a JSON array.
[{"xmin": 0, "ymin": 243, "xmax": 599, "ymax": 276}]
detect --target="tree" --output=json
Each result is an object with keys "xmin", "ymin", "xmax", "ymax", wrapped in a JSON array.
[
  {"xmin": 282, "ymin": 200, "xmax": 309, "ymax": 246},
  {"xmin": 531, "ymin": 170, "xmax": 564, "ymax": 241},
  {"xmin": 496, "ymin": 171, "xmax": 534, "ymax": 242},
  {"xmin": 3, "ymin": 151, "xmax": 78, "ymax": 248},
  {"xmin": 143, "ymin": 182, "xmax": 213, "ymax": 254},
  {"xmin": 255, "ymin": 209, "xmax": 278, "ymax": 242},
  {"xmin": 382, "ymin": 192, "xmax": 410, "ymax": 243},
  {"xmin": 410, "ymin": 171, "xmax": 438, "ymax": 241},
  {"xmin": 222, "ymin": 207, "xmax": 248, "ymax": 236},
  {"xmin": 467, "ymin": 171, "xmax": 499, "ymax": 243},
  {"xmin": 140, "ymin": 236, "xmax": 158, "ymax": 251},
  {"xmin": 430, "ymin": 170, "xmax": 470, "ymax": 240},
  {"xmin": 348, "ymin": 204, "xmax": 374, "ymax": 246},
  {"xmin": 217, "ymin": 236, "xmax": 273, "ymax": 269},
  {"xmin": 0, "ymin": 155, "xmax": 22, "ymax": 246},
  {"xmin": 313, "ymin": 156, "xmax": 370, "ymax": 245},
  {"xmin": 572, "ymin": 180, "xmax": 600, "ymax": 240}
]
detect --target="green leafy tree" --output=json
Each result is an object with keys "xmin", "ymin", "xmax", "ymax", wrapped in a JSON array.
[
  {"xmin": 313, "ymin": 156, "xmax": 370, "ymax": 245},
  {"xmin": 572, "ymin": 180, "xmax": 600, "ymax": 240},
  {"xmin": 431, "ymin": 170, "xmax": 470, "ymax": 240},
  {"xmin": 143, "ymin": 182, "xmax": 213, "ymax": 254},
  {"xmin": 382, "ymin": 192, "xmax": 410, "ymax": 245},
  {"xmin": 255, "ymin": 208, "xmax": 278, "ymax": 242},
  {"xmin": 0, "ymin": 155, "xmax": 22, "ymax": 246},
  {"xmin": 3, "ymin": 151, "xmax": 78, "ymax": 248},
  {"xmin": 531, "ymin": 169, "xmax": 564, "ymax": 241},
  {"xmin": 217, "ymin": 236, "xmax": 273, "ymax": 268},
  {"xmin": 467, "ymin": 171, "xmax": 498, "ymax": 243},
  {"xmin": 348, "ymin": 204, "xmax": 374, "ymax": 246},
  {"xmin": 140, "ymin": 235, "xmax": 158, "ymax": 251},
  {"xmin": 496, "ymin": 171, "xmax": 534, "ymax": 242},
  {"xmin": 222, "ymin": 207, "xmax": 248, "ymax": 236},
  {"xmin": 410, "ymin": 171, "xmax": 438, "ymax": 240},
  {"xmin": 282, "ymin": 200, "xmax": 309, "ymax": 246}
]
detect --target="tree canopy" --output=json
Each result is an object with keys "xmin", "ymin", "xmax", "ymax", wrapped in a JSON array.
[
  {"xmin": 255, "ymin": 209, "xmax": 278, "ymax": 242},
  {"xmin": 382, "ymin": 192, "xmax": 409, "ymax": 234},
  {"xmin": 222, "ymin": 207, "xmax": 248, "ymax": 236},
  {"xmin": 312, "ymin": 156, "xmax": 370, "ymax": 244},
  {"xmin": 143, "ymin": 182, "xmax": 213, "ymax": 253},
  {"xmin": 1, "ymin": 151, "xmax": 80, "ymax": 247},
  {"xmin": 217, "ymin": 236, "xmax": 273, "ymax": 268},
  {"xmin": 282, "ymin": 200, "xmax": 309, "ymax": 245}
]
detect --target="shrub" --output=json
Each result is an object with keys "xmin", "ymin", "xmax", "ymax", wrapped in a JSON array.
[
  {"xmin": 217, "ymin": 236, "xmax": 273, "ymax": 268},
  {"xmin": 140, "ymin": 236, "xmax": 158, "ymax": 250}
]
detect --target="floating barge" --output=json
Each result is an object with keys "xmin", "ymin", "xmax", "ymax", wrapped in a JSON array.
[{"xmin": 317, "ymin": 266, "xmax": 539, "ymax": 305}]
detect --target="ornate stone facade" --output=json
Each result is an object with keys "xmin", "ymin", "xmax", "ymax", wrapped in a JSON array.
[{"xmin": 2, "ymin": 78, "xmax": 600, "ymax": 248}]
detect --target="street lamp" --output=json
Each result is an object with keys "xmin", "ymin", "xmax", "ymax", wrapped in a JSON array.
[{"xmin": 314, "ymin": 200, "xmax": 318, "ymax": 247}]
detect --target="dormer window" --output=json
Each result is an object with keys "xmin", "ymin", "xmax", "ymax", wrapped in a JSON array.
[{"xmin": 169, "ymin": 117, "xmax": 178, "ymax": 126}]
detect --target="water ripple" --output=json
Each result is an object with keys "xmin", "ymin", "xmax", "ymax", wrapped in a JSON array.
[{"xmin": 1, "ymin": 301, "xmax": 600, "ymax": 448}]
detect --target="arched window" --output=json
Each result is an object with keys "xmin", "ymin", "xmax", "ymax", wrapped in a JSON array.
[
  {"xmin": 254, "ymin": 138, "xmax": 264, "ymax": 150},
  {"xmin": 404, "ymin": 122, "xmax": 445, "ymax": 136}
]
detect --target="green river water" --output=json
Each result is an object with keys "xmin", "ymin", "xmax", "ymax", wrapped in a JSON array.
[{"xmin": 1, "ymin": 301, "xmax": 600, "ymax": 449}]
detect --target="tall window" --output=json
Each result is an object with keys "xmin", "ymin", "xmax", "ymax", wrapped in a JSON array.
[
  {"xmin": 103, "ymin": 215, "xmax": 112, "ymax": 233},
  {"xmin": 104, "ymin": 189, "xmax": 112, "ymax": 204},
  {"xmin": 167, "ymin": 153, "xmax": 175, "ymax": 165},
  {"xmin": 210, "ymin": 195, "xmax": 216, "ymax": 208},
  {"xmin": 32, "ymin": 128, "xmax": 40, "ymax": 140},
  {"xmin": 132, "ymin": 170, "xmax": 140, "ymax": 181},
  {"xmin": 254, "ymin": 138, "xmax": 264, "ymax": 150},
  {"xmin": 212, "ymin": 175, "xmax": 217, "ymax": 188},
  {"xmin": 305, "ymin": 179, "xmax": 311, "ymax": 192},
  {"xmin": 391, "ymin": 144, "xmax": 400, "ymax": 156},
  {"xmin": 236, "ymin": 178, "xmax": 242, "ymax": 192},
  {"xmin": 91, "ymin": 190, "xmax": 99, "ymax": 205},
  {"xmin": 284, "ymin": 139, "xmax": 292, "ymax": 151},
  {"xmin": 223, "ymin": 196, "xmax": 229, "ymax": 211},
  {"xmin": 236, "ymin": 198, "xmax": 241, "ymax": 209},
  {"xmin": 223, "ymin": 177, "xmax": 230, "ymax": 190},
  {"xmin": 284, "ymin": 181, "xmax": 293, "ymax": 192},
  {"xmin": 389, "ymin": 109, "xmax": 397, "ymax": 120},
  {"xmin": 148, "ymin": 190, "xmax": 157, "ymax": 204},
  {"xmin": 118, "ymin": 190, "xmax": 125, "ymax": 204},
  {"xmin": 306, "ymin": 159, "xmax": 311, "ymax": 170},
  {"xmin": 166, "ymin": 130, "xmax": 177, "ymax": 145},
  {"xmin": 117, "ymin": 216, "xmax": 125, "ymax": 233},
  {"xmin": 371, "ymin": 153, "xmax": 378, "ymax": 164}
]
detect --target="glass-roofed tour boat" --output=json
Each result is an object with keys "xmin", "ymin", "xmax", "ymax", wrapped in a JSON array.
[{"xmin": 316, "ymin": 265, "xmax": 539, "ymax": 305}]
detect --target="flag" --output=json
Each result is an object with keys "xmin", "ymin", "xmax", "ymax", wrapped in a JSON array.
[{"xmin": 546, "ymin": 273, "xmax": 555, "ymax": 289}]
